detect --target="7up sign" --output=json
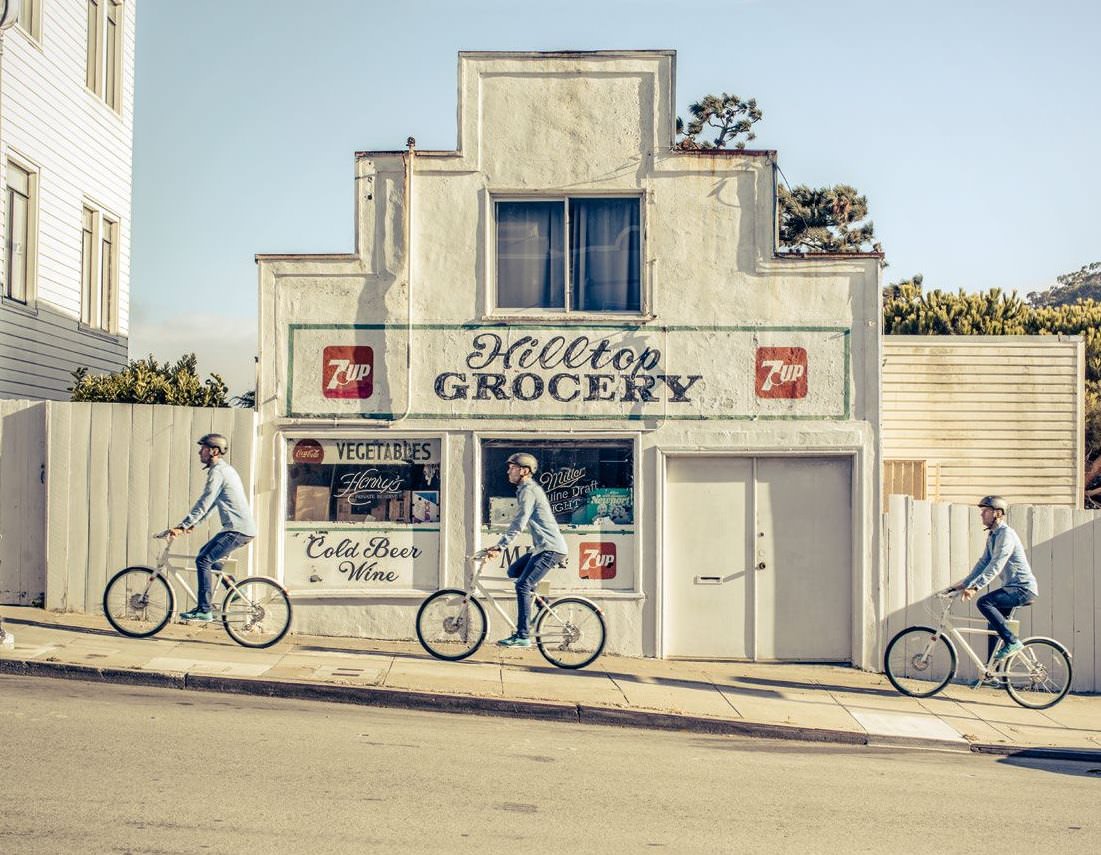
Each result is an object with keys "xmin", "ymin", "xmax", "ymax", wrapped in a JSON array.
[{"xmin": 755, "ymin": 347, "xmax": 808, "ymax": 399}]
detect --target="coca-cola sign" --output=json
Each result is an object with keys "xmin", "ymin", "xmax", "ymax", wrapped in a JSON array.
[{"xmin": 292, "ymin": 439, "xmax": 324, "ymax": 463}]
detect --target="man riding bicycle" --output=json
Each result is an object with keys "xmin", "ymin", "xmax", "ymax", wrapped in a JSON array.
[
  {"xmin": 484, "ymin": 452, "xmax": 568, "ymax": 648},
  {"xmin": 169, "ymin": 434, "xmax": 257, "ymax": 623},
  {"xmin": 949, "ymin": 495, "xmax": 1038, "ymax": 661}
]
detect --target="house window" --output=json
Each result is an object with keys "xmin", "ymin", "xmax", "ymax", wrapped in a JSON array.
[
  {"xmin": 495, "ymin": 197, "xmax": 641, "ymax": 313},
  {"xmin": 4, "ymin": 162, "xmax": 36, "ymax": 305},
  {"xmin": 16, "ymin": 0, "xmax": 41, "ymax": 41},
  {"xmin": 81, "ymin": 204, "xmax": 119, "ymax": 332},
  {"xmin": 87, "ymin": 0, "xmax": 123, "ymax": 111}
]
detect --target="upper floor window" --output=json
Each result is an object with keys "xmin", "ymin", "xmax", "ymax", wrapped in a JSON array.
[
  {"xmin": 80, "ymin": 204, "xmax": 119, "ymax": 333},
  {"xmin": 16, "ymin": 0, "xmax": 42, "ymax": 41},
  {"xmin": 495, "ymin": 196, "xmax": 641, "ymax": 313},
  {"xmin": 4, "ymin": 161, "xmax": 37, "ymax": 305},
  {"xmin": 86, "ymin": 0, "xmax": 123, "ymax": 112}
]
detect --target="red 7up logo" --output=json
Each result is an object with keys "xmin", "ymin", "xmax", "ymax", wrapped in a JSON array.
[{"xmin": 579, "ymin": 542, "xmax": 616, "ymax": 580}]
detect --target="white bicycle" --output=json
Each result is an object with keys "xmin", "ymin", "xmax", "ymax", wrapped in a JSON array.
[
  {"xmin": 884, "ymin": 590, "xmax": 1072, "ymax": 710},
  {"xmin": 103, "ymin": 532, "xmax": 292, "ymax": 649},
  {"xmin": 415, "ymin": 550, "xmax": 607, "ymax": 669}
]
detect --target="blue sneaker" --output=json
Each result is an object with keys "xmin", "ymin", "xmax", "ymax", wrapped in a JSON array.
[
  {"xmin": 179, "ymin": 608, "xmax": 213, "ymax": 623},
  {"xmin": 497, "ymin": 634, "xmax": 531, "ymax": 648},
  {"xmin": 993, "ymin": 639, "xmax": 1023, "ymax": 661}
]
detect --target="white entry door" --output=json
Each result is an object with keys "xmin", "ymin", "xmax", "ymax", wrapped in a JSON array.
[{"xmin": 663, "ymin": 456, "xmax": 852, "ymax": 661}]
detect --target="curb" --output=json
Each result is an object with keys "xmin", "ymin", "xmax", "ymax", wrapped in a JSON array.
[
  {"xmin": 1, "ymin": 655, "xmax": 1002, "ymax": 755},
  {"xmin": 970, "ymin": 743, "xmax": 1101, "ymax": 763}
]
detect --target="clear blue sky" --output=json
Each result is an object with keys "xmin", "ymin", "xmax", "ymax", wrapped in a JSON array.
[{"xmin": 130, "ymin": 0, "xmax": 1101, "ymax": 394}]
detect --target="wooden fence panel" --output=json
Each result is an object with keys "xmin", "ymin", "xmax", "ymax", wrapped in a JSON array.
[
  {"xmin": 34, "ymin": 402, "xmax": 256, "ymax": 615},
  {"xmin": 0, "ymin": 401, "xmax": 46, "ymax": 605},
  {"xmin": 884, "ymin": 496, "xmax": 1099, "ymax": 693}
]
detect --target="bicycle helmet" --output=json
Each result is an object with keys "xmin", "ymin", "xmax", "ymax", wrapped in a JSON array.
[
  {"xmin": 197, "ymin": 433, "xmax": 229, "ymax": 455},
  {"xmin": 507, "ymin": 452, "xmax": 538, "ymax": 473},
  {"xmin": 977, "ymin": 495, "xmax": 1008, "ymax": 512}
]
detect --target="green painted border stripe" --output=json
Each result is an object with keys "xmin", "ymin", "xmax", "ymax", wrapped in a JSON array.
[
  {"xmin": 289, "ymin": 323, "xmax": 850, "ymax": 333},
  {"xmin": 286, "ymin": 411, "xmax": 849, "ymax": 421}
]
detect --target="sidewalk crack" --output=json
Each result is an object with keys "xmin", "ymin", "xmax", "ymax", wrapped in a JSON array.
[{"xmin": 603, "ymin": 672, "xmax": 631, "ymax": 706}]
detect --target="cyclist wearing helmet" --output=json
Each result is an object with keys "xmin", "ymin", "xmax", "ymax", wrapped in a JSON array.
[
  {"xmin": 485, "ymin": 452, "xmax": 568, "ymax": 648},
  {"xmin": 169, "ymin": 434, "xmax": 257, "ymax": 622},
  {"xmin": 949, "ymin": 495, "xmax": 1038, "ymax": 661}
]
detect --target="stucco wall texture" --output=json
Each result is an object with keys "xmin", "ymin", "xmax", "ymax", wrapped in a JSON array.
[{"xmin": 255, "ymin": 52, "xmax": 882, "ymax": 664}]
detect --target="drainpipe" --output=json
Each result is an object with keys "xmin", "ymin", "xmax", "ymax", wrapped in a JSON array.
[{"xmin": 389, "ymin": 136, "xmax": 415, "ymax": 424}]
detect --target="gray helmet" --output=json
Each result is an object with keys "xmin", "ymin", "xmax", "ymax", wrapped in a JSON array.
[
  {"xmin": 507, "ymin": 452, "xmax": 538, "ymax": 473},
  {"xmin": 197, "ymin": 433, "xmax": 229, "ymax": 455},
  {"xmin": 977, "ymin": 495, "xmax": 1008, "ymax": 512}
]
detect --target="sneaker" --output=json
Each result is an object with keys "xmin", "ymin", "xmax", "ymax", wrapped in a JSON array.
[
  {"xmin": 496, "ymin": 634, "xmax": 532, "ymax": 648},
  {"xmin": 993, "ymin": 639, "xmax": 1024, "ymax": 661},
  {"xmin": 179, "ymin": 608, "xmax": 214, "ymax": 623}
]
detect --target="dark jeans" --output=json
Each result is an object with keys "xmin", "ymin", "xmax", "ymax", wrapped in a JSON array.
[
  {"xmin": 195, "ymin": 531, "xmax": 254, "ymax": 612},
  {"xmin": 977, "ymin": 586, "xmax": 1035, "ymax": 657},
  {"xmin": 507, "ymin": 550, "xmax": 567, "ymax": 638}
]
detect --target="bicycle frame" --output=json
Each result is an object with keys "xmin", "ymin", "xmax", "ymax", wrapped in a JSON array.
[
  {"xmin": 460, "ymin": 553, "xmax": 555, "ymax": 635},
  {"xmin": 927, "ymin": 593, "xmax": 1010, "ymax": 676},
  {"xmin": 146, "ymin": 535, "xmax": 275, "ymax": 619}
]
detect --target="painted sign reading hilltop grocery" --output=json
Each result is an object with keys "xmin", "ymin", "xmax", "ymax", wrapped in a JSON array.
[{"xmin": 286, "ymin": 324, "xmax": 849, "ymax": 420}]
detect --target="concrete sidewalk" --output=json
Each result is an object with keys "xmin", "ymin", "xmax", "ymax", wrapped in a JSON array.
[{"xmin": 2, "ymin": 605, "xmax": 1098, "ymax": 759}]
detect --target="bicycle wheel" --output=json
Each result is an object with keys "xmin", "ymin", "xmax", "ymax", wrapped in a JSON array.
[
  {"xmin": 416, "ymin": 590, "xmax": 487, "ymax": 661},
  {"xmin": 883, "ymin": 626, "xmax": 957, "ymax": 697},
  {"xmin": 221, "ymin": 577, "xmax": 292, "ymax": 649},
  {"xmin": 1003, "ymin": 638, "xmax": 1072, "ymax": 709},
  {"xmin": 534, "ymin": 597, "xmax": 606, "ymax": 670},
  {"xmin": 103, "ymin": 567, "xmax": 174, "ymax": 638}
]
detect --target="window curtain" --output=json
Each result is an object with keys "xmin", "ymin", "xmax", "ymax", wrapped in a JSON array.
[
  {"xmin": 570, "ymin": 198, "xmax": 640, "ymax": 312},
  {"xmin": 496, "ymin": 201, "xmax": 564, "ymax": 309}
]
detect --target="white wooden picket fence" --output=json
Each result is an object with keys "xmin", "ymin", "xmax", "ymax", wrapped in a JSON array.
[
  {"xmin": 883, "ymin": 495, "xmax": 1099, "ymax": 692},
  {"xmin": 0, "ymin": 401, "xmax": 255, "ymax": 614}
]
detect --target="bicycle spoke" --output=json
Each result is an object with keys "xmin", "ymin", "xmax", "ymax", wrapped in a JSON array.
[{"xmin": 1004, "ymin": 639, "xmax": 1072, "ymax": 709}]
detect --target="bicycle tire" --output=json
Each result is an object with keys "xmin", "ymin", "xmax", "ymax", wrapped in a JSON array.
[
  {"xmin": 221, "ymin": 577, "xmax": 292, "ymax": 649},
  {"xmin": 883, "ymin": 625, "xmax": 957, "ymax": 698},
  {"xmin": 1003, "ymin": 638, "xmax": 1072, "ymax": 710},
  {"xmin": 534, "ymin": 596, "xmax": 606, "ymax": 670},
  {"xmin": 103, "ymin": 567, "xmax": 174, "ymax": 638},
  {"xmin": 416, "ymin": 589, "xmax": 487, "ymax": 661}
]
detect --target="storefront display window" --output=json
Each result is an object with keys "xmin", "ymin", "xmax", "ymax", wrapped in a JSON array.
[
  {"xmin": 283, "ymin": 437, "xmax": 441, "ymax": 592},
  {"xmin": 481, "ymin": 438, "xmax": 635, "ymax": 590}
]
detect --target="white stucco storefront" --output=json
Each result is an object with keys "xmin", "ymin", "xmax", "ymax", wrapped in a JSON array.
[{"xmin": 254, "ymin": 51, "xmax": 882, "ymax": 666}]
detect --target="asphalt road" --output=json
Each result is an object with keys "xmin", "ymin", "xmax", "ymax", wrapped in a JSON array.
[{"xmin": 0, "ymin": 675, "xmax": 1098, "ymax": 854}]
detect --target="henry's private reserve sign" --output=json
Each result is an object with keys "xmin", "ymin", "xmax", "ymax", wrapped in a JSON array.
[{"xmin": 285, "ymin": 323, "xmax": 850, "ymax": 420}]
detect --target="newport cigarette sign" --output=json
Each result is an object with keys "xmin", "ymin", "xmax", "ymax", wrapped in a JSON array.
[{"xmin": 286, "ymin": 324, "xmax": 849, "ymax": 420}]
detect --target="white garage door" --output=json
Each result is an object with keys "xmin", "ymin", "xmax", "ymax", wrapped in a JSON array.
[{"xmin": 663, "ymin": 455, "xmax": 852, "ymax": 661}]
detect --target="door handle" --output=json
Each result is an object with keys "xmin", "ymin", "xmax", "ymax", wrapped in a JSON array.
[
  {"xmin": 757, "ymin": 562, "xmax": 766, "ymax": 570},
  {"xmin": 695, "ymin": 576, "xmax": 722, "ymax": 584}
]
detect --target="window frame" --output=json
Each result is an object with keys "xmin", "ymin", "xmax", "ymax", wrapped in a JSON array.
[
  {"xmin": 15, "ymin": 0, "xmax": 42, "ymax": 42},
  {"xmin": 475, "ymin": 432, "xmax": 643, "ymax": 596},
  {"xmin": 79, "ymin": 202, "xmax": 120, "ymax": 334},
  {"xmin": 489, "ymin": 192, "xmax": 648, "ymax": 320},
  {"xmin": 86, "ymin": 0, "xmax": 124, "ymax": 113},
  {"xmin": 4, "ymin": 158, "xmax": 39, "ymax": 307}
]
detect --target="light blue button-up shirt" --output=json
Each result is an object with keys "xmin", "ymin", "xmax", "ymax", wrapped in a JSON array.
[
  {"xmin": 496, "ymin": 478, "xmax": 568, "ymax": 556},
  {"xmin": 963, "ymin": 520, "xmax": 1038, "ymax": 595},
  {"xmin": 178, "ymin": 459, "xmax": 257, "ymax": 537}
]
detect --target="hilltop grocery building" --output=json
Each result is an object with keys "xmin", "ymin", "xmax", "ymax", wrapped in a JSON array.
[{"xmin": 254, "ymin": 51, "xmax": 883, "ymax": 665}]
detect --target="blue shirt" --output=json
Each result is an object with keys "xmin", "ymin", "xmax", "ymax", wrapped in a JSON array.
[
  {"xmin": 496, "ymin": 478, "xmax": 568, "ymax": 555},
  {"xmin": 179, "ymin": 459, "xmax": 257, "ymax": 537},
  {"xmin": 963, "ymin": 520, "xmax": 1038, "ymax": 596}
]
